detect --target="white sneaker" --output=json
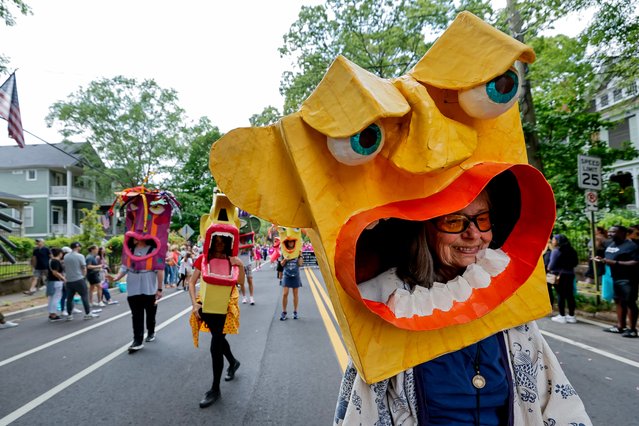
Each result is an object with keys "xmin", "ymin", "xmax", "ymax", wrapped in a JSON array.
[
  {"xmin": 566, "ymin": 315, "xmax": 577, "ymax": 324},
  {"xmin": 551, "ymin": 314, "xmax": 567, "ymax": 324},
  {"xmin": 91, "ymin": 308, "xmax": 102, "ymax": 314},
  {"xmin": 0, "ymin": 321, "xmax": 18, "ymax": 329},
  {"xmin": 98, "ymin": 302, "xmax": 106, "ymax": 307},
  {"xmin": 241, "ymin": 297, "xmax": 247, "ymax": 304},
  {"xmin": 84, "ymin": 313, "xmax": 99, "ymax": 320},
  {"xmin": 249, "ymin": 296, "xmax": 255, "ymax": 305},
  {"xmin": 61, "ymin": 311, "xmax": 69, "ymax": 317},
  {"xmin": 107, "ymin": 300, "xmax": 119, "ymax": 305},
  {"xmin": 73, "ymin": 308, "xmax": 82, "ymax": 314}
]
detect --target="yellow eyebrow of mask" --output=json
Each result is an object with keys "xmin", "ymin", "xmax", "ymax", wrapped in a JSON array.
[
  {"xmin": 300, "ymin": 55, "xmax": 410, "ymax": 138},
  {"xmin": 410, "ymin": 11, "xmax": 535, "ymax": 89}
]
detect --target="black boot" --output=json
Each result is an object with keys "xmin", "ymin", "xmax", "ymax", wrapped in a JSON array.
[
  {"xmin": 199, "ymin": 389, "xmax": 220, "ymax": 408},
  {"xmin": 224, "ymin": 359, "xmax": 241, "ymax": 381}
]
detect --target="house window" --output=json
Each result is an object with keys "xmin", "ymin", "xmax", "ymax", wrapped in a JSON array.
[
  {"xmin": 628, "ymin": 82, "xmax": 637, "ymax": 96},
  {"xmin": 600, "ymin": 94, "xmax": 609, "ymax": 108},
  {"xmin": 608, "ymin": 117, "xmax": 631, "ymax": 149},
  {"xmin": 613, "ymin": 89, "xmax": 623, "ymax": 103},
  {"xmin": 26, "ymin": 169, "xmax": 37, "ymax": 181},
  {"xmin": 9, "ymin": 209, "xmax": 19, "ymax": 228},
  {"xmin": 23, "ymin": 207, "xmax": 33, "ymax": 227}
]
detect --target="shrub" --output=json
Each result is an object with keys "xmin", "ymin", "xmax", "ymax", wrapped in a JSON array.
[
  {"xmin": 7, "ymin": 236, "xmax": 35, "ymax": 261},
  {"xmin": 46, "ymin": 236, "xmax": 73, "ymax": 250}
]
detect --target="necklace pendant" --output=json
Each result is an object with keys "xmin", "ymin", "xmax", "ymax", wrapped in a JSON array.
[{"xmin": 472, "ymin": 374, "xmax": 486, "ymax": 389}]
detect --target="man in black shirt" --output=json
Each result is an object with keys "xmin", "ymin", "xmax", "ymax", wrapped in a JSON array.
[
  {"xmin": 597, "ymin": 225, "xmax": 639, "ymax": 337},
  {"xmin": 24, "ymin": 238, "xmax": 51, "ymax": 295}
]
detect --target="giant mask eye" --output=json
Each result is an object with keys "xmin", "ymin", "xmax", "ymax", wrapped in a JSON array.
[
  {"xmin": 327, "ymin": 123, "xmax": 384, "ymax": 165},
  {"xmin": 459, "ymin": 69, "xmax": 520, "ymax": 119},
  {"xmin": 149, "ymin": 205, "xmax": 165, "ymax": 215}
]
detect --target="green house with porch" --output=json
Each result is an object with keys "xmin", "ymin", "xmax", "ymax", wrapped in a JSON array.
[{"xmin": 0, "ymin": 142, "xmax": 108, "ymax": 239}]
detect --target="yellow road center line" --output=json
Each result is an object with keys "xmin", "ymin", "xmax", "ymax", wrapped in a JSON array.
[
  {"xmin": 304, "ymin": 268, "xmax": 348, "ymax": 372},
  {"xmin": 307, "ymin": 268, "xmax": 337, "ymax": 318}
]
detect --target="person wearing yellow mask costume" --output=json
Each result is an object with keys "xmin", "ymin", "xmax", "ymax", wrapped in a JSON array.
[
  {"xmin": 278, "ymin": 227, "xmax": 304, "ymax": 320},
  {"xmin": 209, "ymin": 11, "xmax": 591, "ymax": 425}
]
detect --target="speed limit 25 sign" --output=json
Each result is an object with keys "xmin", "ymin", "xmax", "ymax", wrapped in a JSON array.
[{"xmin": 577, "ymin": 155, "xmax": 602, "ymax": 190}]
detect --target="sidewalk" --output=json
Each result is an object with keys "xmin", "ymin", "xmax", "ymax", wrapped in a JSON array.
[
  {"xmin": 0, "ymin": 287, "xmax": 49, "ymax": 318},
  {"xmin": 0, "ymin": 286, "xmax": 125, "ymax": 319}
]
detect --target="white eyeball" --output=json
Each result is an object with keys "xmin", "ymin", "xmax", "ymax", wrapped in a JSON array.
[
  {"xmin": 459, "ymin": 69, "xmax": 520, "ymax": 119},
  {"xmin": 327, "ymin": 123, "xmax": 384, "ymax": 165}
]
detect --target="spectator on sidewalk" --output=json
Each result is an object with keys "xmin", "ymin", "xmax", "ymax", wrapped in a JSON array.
[
  {"xmin": 47, "ymin": 248, "xmax": 66, "ymax": 322},
  {"xmin": 542, "ymin": 239, "xmax": 555, "ymax": 309},
  {"xmin": 585, "ymin": 226, "xmax": 608, "ymax": 283},
  {"xmin": 0, "ymin": 312, "xmax": 18, "ymax": 329},
  {"xmin": 64, "ymin": 242, "xmax": 100, "ymax": 321},
  {"xmin": 548, "ymin": 234, "xmax": 579, "ymax": 324},
  {"xmin": 97, "ymin": 247, "xmax": 118, "ymax": 305},
  {"xmin": 597, "ymin": 225, "xmax": 639, "ymax": 337},
  {"xmin": 24, "ymin": 238, "xmax": 51, "ymax": 295},
  {"xmin": 59, "ymin": 246, "xmax": 81, "ymax": 317},
  {"xmin": 86, "ymin": 245, "xmax": 104, "ymax": 307}
]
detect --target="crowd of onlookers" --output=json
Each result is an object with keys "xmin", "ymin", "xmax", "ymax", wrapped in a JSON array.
[
  {"xmin": 0, "ymin": 236, "xmax": 316, "ymax": 330},
  {"xmin": 545, "ymin": 225, "xmax": 639, "ymax": 338},
  {"xmin": 1, "ymin": 239, "xmax": 117, "ymax": 328}
]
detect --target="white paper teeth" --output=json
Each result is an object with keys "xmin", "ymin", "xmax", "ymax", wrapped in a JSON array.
[
  {"xmin": 430, "ymin": 282, "xmax": 454, "ymax": 311},
  {"xmin": 446, "ymin": 275, "xmax": 473, "ymax": 301},
  {"xmin": 462, "ymin": 263, "xmax": 491, "ymax": 288},
  {"xmin": 476, "ymin": 248, "xmax": 510, "ymax": 275},
  {"xmin": 369, "ymin": 248, "xmax": 510, "ymax": 319}
]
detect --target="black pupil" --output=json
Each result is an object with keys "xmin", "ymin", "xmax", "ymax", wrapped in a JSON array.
[
  {"xmin": 358, "ymin": 127, "xmax": 378, "ymax": 149},
  {"xmin": 493, "ymin": 74, "xmax": 514, "ymax": 94}
]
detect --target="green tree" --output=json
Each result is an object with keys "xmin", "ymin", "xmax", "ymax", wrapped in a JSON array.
[
  {"xmin": 583, "ymin": 0, "xmax": 639, "ymax": 85},
  {"xmin": 78, "ymin": 204, "xmax": 106, "ymax": 250},
  {"xmin": 249, "ymin": 106, "xmax": 282, "ymax": 127},
  {"xmin": 278, "ymin": 0, "xmax": 464, "ymax": 114},
  {"xmin": 168, "ymin": 126, "xmax": 223, "ymax": 237},
  {"xmin": 530, "ymin": 33, "xmax": 638, "ymax": 230},
  {"xmin": 0, "ymin": 0, "xmax": 31, "ymax": 73},
  {"xmin": 46, "ymin": 76, "xmax": 191, "ymax": 188}
]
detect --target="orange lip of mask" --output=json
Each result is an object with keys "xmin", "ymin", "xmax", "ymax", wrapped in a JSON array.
[{"xmin": 209, "ymin": 11, "xmax": 555, "ymax": 383}]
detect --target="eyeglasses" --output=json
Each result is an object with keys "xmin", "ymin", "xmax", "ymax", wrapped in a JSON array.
[{"xmin": 432, "ymin": 211, "xmax": 492, "ymax": 234}]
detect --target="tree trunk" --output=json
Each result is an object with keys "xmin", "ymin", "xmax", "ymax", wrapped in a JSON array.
[{"xmin": 506, "ymin": 0, "xmax": 544, "ymax": 172}]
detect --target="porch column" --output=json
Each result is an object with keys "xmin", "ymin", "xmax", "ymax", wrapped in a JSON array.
[{"xmin": 66, "ymin": 169, "xmax": 73, "ymax": 236}]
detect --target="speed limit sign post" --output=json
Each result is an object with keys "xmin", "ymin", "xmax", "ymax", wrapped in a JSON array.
[
  {"xmin": 577, "ymin": 155, "xmax": 602, "ymax": 190},
  {"xmin": 578, "ymin": 155, "xmax": 602, "ymax": 304},
  {"xmin": 585, "ymin": 190, "xmax": 598, "ymax": 211}
]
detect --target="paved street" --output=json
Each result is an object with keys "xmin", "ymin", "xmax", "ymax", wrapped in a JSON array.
[{"xmin": 1, "ymin": 266, "xmax": 639, "ymax": 425}]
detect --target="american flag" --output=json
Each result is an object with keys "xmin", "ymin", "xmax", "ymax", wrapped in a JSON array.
[{"xmin": 0, "ymin": 73, "xmax": 25, "ymax": 148}]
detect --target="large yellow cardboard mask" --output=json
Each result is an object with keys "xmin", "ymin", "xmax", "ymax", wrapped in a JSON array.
[
  {"xmin": 199, "ymin": 193, "xmax": 241, "ymax": 314},
  {"xmin": 210, "ymin": 11, "xmax": 555, "ymax": 384},
  {"xmin": 278, "ymin": 226, "xmax": 303, "ymax": 260}
]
